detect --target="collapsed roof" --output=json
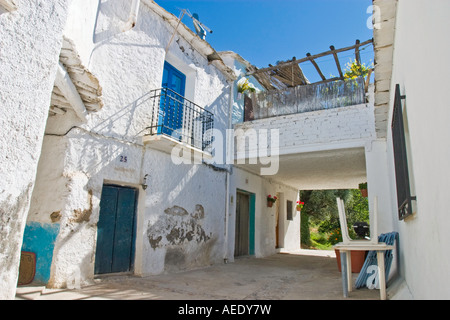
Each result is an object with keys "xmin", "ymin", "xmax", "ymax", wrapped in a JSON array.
[{"xmin": 246, "ymin": 39, "xmax": 374, "ymax": 92}]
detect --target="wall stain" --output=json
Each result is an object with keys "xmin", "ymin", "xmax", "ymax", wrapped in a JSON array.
[
  {"xmin": 50, "ymin": 211, "xmax": 61, "ymax": 223},
  {"xmin": 71, "ymin": 189, "xmax": 93, "ymax": 223}
]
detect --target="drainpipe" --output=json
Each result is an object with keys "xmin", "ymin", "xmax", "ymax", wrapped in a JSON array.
[
  {"xmin": 55, "ymin": 62, "xmax": 88, "ymax": 122},
  {"xmin": 224, "ymin": 80, "xmax": 235, "ymax": 263},
  {"xmin": 120, "ymin": 0, "xmax": 140, "ymax": 32}
]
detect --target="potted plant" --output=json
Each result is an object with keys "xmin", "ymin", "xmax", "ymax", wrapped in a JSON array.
[
  {"xmin": 296, "ymin": 201, "xmax": 304, "ymax": 212},
  {"xmin": 343, "ymin": 59, "xmax": 372, "ymax": 80},
  {"xmin": 331, "ymin": 228, "xmax": 367, "ymax": 273},
  {"xmin": 267, "ymin": 195, "xmax": 277, "ymax": 207},
  {"xmin": 237, "ymin": 77, "xmax": 258, "ymax": 99},
  {"xmin": 358, "ymin": 182, "xmax": 368, "ymax": 198}
]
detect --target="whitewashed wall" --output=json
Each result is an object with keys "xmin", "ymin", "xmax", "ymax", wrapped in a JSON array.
[
  {"xmin": 27, "ymin": 0, "xmax": 232, "ymax": 287},
  {"xmin": 235, "ymin": 102, "xmax": 375, "ymax": 158},
  {"xmin": 0, "ymin": 0, "xmax": 71, "ymax": 299},
  {"xmin": 228, "ymin": 167, "xmax": 300, "ymax": 261},
  {"xmin": 382, "ymin": 0, "xmax": 450, "ymax": 299}
]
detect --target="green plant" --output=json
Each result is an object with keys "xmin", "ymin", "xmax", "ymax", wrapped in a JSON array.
[
  {"xmin": 328, "ymin": 228, "xmax": 343, "ymax": 245},
  {"xmin": 358, "ymin": 182, "xmax": 367, "ymax": 190},
  {"xmin": 296, "ymin": 201, "xmax": 304, "ymax": 210},
  {"xmin": 344, "ymin": 59, "xmax": 372, "ymax": 80},
  {"xmin": 267, "ymin": 195, "xmax": 277, "ymax": 203},
  {"xmin": 301, "ymin": 211, "xmax": 311, "ymax": 248},
  {"xmin": 237, "ymin": 77, "xmax": 258, "ymax": 94}
]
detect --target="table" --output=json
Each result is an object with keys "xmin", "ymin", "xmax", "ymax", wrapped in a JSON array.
[{"xmin": 334, "ymin": 243, "xmax": 395, "ymax": 300}]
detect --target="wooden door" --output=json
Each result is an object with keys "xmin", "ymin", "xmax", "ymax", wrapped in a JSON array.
[
  {"xmin": 95, "ymin": 185, "xmax": 137, "ymax": 274},
  {"xmin": 235, "ymin": 192, "xmax": 250, "ymax": 256}
]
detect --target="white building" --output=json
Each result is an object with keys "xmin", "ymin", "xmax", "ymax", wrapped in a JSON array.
[
  {"xmin": 3, "ymin": 0, "xmax": 447, "ymax": 301},
  {"xmin": 370, "ymin": 0, "xmax": 450, "ymax": 299},
  {"xmin": 0, "ymin": 0, "xmax": 301, "ymax": 299}
]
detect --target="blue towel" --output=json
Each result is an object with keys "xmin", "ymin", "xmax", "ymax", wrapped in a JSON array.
[{"xmin": 355, "ymin": 232, "xmax": 399, "ymax": 289}]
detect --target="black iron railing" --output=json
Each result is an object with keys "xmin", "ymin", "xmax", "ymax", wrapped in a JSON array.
[{"xmin": 144, "ymin": 88, "xmax": 214, "ymax": 151}]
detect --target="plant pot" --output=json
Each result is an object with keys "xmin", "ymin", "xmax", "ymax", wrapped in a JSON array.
[
  {"xmin": 335, "ymin": 249, "xmax": 367, "ymax": 273},
  {"xmin": 267, "ymin": 201, "xmax": 273, "ymax": 207},
  {"xmin": 360, "ymin": 189, "xmax": 368, "ymax": 197},
  {"xmin": 296, "ymin": 207, "xmax": 301, "ymax": 212}
]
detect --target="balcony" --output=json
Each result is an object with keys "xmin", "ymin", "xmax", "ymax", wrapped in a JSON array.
[
  {"xmin": 242, "ymin": 77, "xmax": 366, "ymax": 122},
  {"xmin": 142, "ymin": 88, "xmax": 214, "ymax": 158}
]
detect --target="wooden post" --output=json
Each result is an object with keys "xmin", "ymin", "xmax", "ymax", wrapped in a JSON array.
[
  {"xmin": 306, "ymin": 53, "xmax": 326, "ymax": 81},
  {"xmin": 355, "ymin": 39, "xmax": 362, "ymax": 66},
  {"xmin": 330, "ymin": 45, "xmax": 344, "ymax": 79}
]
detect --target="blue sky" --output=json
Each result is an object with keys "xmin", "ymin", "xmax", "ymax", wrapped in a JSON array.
[{"xmin": 158, "ymin": 0, "xmax": 374, "ymax": 83}]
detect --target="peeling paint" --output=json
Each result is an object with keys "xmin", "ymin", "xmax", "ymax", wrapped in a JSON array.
[
  {"xmin": 70, "ymin": 190, "xmax": 93, "ymax": 223},
  {"xmin": 147, "ymin": 205, "xmax": 212, "ymax": 250},
  {"xmin": 50, "ymin": 211, "xmax": 61, "ymax": 223},
  {"xmin": 148, "ymin": 235, "xmax": 162, "ymax": 249},
  {"xmin": 164, "ymin": 205, "xmax": 188, "ymax": 216},
  {"xmin": 192, "ymin": 204, "xmax": 204, "ymax": 219}
]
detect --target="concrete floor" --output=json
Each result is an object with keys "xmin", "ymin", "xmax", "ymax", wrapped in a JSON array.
[{"xmin": 15, "ymin": 250, "xmax": 380, "ymax": 300}]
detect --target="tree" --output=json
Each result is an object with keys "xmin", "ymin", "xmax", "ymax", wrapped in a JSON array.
[
  {"xmin": 300, "ymin": 189, "xmax": 369, "ymax": 247},
  {"xmin": 301, "ymin": 189, "xmax": 352, "ymax": 225}
]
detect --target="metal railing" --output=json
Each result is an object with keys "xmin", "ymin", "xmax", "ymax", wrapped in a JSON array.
[{"xmin": 144, "ymin": 88, "xmax": 214, "ymax": 151}]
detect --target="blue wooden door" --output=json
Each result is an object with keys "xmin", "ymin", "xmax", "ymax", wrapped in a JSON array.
[
  {"xmin": 159, "ymin": 61, "xmax": 186, "ymax": 138},
  {"xmin": 95, "ymin": 185, "xmax": 137, "ymax": 274}
]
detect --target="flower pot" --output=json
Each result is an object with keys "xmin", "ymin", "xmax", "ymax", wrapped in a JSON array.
[
  {"xmin": 296, "ymin": 207, "xmax": 301, "ymax": 212},
  {"xmin": 335, "ymin": 249, "xmax": 367, "ymax": 273},
  {"xmin": 267, "ymin": 201, "xmax": 273, "ymax": 207},
  {"xmin": 360, "ymin": 189, "xmax": 368, "ymax": 197}
]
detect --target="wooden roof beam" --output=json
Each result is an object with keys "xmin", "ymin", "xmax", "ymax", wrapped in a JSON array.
[
  {"xmin": 306, "ymin": 53, "xmax": 326, "ymax": 81},
  {"xmin": 330, "ymin": 45, "xmax": 344, "ymax": 79},
  {"xmin": 246, "ymin": 38, "xmax": 373, "ymax": 76}
]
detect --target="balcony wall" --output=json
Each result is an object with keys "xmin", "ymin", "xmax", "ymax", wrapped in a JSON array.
[
  {"xmin": 242, "ymin": 77, "xmax": 366, "ymax": 122},
  {"xmin": 235, "ymin": 101, "xmax": 375, "ymax": 159}
]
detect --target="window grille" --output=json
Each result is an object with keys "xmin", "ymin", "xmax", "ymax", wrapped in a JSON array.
[{"xmin": 391, "ymin": 84, "xmax": 416, "ymax": 220}]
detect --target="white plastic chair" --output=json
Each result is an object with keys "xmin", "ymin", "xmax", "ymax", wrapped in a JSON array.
[
  {"xmin": 334, "ymin": 196, "xmax": 395, "ymax": 300},
  {"xmin": 336, "ymin": 196, "xmax": 378, "ymax": 245}
]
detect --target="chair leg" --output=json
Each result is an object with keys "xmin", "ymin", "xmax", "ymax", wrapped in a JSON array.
[
  {"xmin": 377, "ymin": 251, "xmax": 387, "ymax": 300},
  {"xmin": 340, "ymin": 251, "xmax": 348, "ymax": 298},
  {"xmin": 346, "ymin": 251, "xmax": 352, "ymax": 292}
]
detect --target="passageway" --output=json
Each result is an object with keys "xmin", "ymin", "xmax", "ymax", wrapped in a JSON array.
[{"xmin": 16, "ymin": 251, "xmax": 379, "ymax": 300}]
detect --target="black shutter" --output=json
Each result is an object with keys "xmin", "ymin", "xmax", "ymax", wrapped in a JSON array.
[{"xmin": 391, "ymin": 84, "xmax": 416, "ymax": 220}]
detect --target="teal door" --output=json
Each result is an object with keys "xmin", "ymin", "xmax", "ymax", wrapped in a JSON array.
[
  {"xmin": 95, "ymin": 185, "xmax": 137, "ymax": 274},
  {"xmin": 159, "ymin": 61, "xmax": 186, "ymax": 138}
]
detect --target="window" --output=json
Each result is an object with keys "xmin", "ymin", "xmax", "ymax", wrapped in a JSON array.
[
  {"xmin": 286, "ymin": 200, "xmax": 293, "ymax": 221},
  {"xmin": 391, "ymin": 84, "xmax": 416, "ymax": 220}
]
